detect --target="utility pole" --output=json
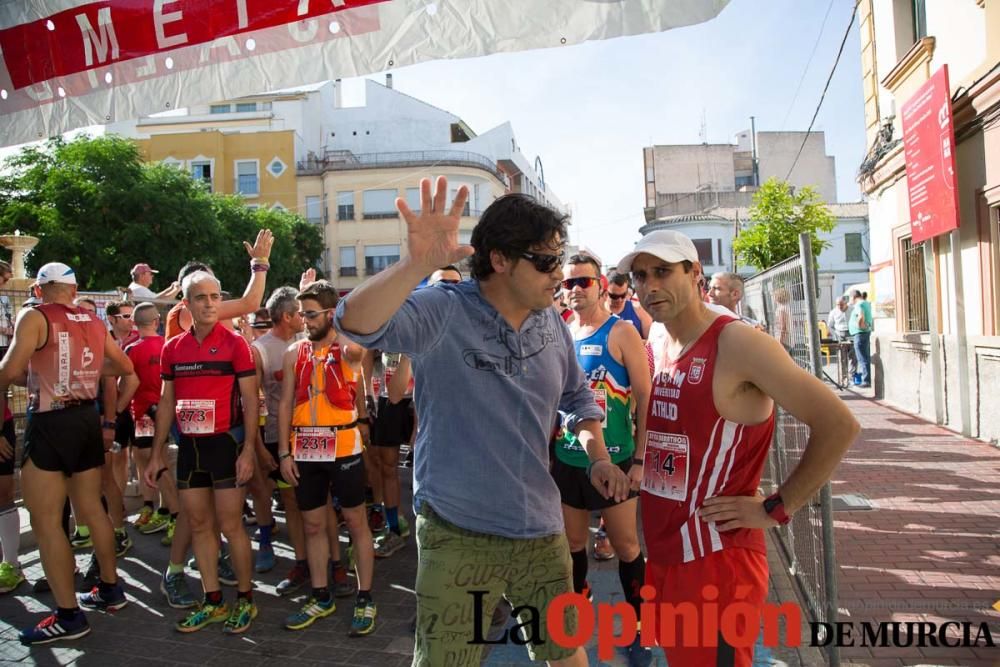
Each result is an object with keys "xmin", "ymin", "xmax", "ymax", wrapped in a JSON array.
[{"xmin": 750, "ymin": 115, "xmax": 760, "ymax": 187}]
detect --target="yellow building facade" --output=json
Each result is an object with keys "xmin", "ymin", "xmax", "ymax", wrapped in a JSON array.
[{"xmin": 135, "ymin": 129, "xmax": 298, "ymax": 211}]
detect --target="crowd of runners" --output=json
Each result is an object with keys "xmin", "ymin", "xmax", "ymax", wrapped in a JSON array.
[{"xmin": 0, "ymin": 176, "xmax": 859, "ymax": 667}]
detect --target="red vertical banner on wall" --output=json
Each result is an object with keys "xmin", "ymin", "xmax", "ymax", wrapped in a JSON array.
[{"xmin": 900, "ymin": 65, "xmax": 960, "ymax": 244}]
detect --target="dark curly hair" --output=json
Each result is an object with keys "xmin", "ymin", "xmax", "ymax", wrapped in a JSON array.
[{"xmin": 468, "ymin": 194, "xmax": 568, "ymax": 280}]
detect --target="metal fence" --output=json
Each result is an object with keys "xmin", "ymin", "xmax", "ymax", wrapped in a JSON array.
[
  {"xmin": 742, "ymin": 235, "xmax": 840, "ymax": 667},
  {"xmin": 1, "ymin": 287, "xmax": 178, "ymax": 504}
]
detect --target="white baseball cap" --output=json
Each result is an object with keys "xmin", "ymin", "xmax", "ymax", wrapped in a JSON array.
[
  {"xmin": 616, "ymin": 230, "xmax": 700, "ymax": 274},
  {"xmin": 36, "ymin": 262, "xmax": 77, "ymax": 286}
]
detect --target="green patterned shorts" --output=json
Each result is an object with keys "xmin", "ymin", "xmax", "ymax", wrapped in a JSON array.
[{"xmin": 412, "ymin": 505, "xmax": 578, "ymax": 666}]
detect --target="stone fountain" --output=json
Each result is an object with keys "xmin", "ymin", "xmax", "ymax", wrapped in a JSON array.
[{"xmin": 0, "ymin": 232, "xmax": 39, "ymax": 290}]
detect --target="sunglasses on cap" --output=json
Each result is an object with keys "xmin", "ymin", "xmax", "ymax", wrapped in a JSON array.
[
  {"xmin": 561, "ymin": 277, "xmax": 598, "ymax": 290},
  {"xmin": 519, "ymin": 250, "xmax": 565, "ymax": 274}
]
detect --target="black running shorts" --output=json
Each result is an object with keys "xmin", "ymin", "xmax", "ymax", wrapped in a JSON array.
[
  {"xmin": 294, "ymin": 454, "xmax": 366, "ymax": 512},
  {"xmin": 175, "ymin": 427, "xmax": 244, "ymax": 491},
  {"xmin": 0, "ymin": 418, "xmax": 15, "ymax": 476},
  {"xmin": 23, "ymin": 404, "xmax": 105, "ymax": 476},
  {"xmin": 550, "ymin": 457, "xmax": 638, "ymax": 511},
  {"xmin": 372, "ymin": 396, "xmax": 414, "ymax": 447}
]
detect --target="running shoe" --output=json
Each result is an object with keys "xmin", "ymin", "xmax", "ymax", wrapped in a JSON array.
[
  {"xmin": 330, "ymin": 562, "xmax": 355, "ymax": 598},
  {"xmin": 176, "ymin": 601, "xmax": 229, "ymax": 633},
  {"xmin": 78, "ymin": 582, "xmax": 128, "ymax": 612},
  {"xmin": 254, "ymin": 543, "xmax": 275, "ymax": 574},
  {"xmin": 69, "ymin": 529, "xmax": 92, "ymax": 550},
  {"xmin": 285, "ymin": 596, "xmax": 335, "ymax": 630},
  {"xmin": 374, "ymin": 531, "xmax": 406, "ymax": 559},
  {"xmin": 348, "ymin": 598, "xmax": 377, "ymax": 637},
  {"xmin": 0, "ymin": 562, "xmax": 26, "ymax": 594},
  {"xmin": 222, "ymin": 597, "xmax": 257, "ymax": 634},
  {"xmin": 78, "ymin": 555, "xmax": 100, "ymax": 593},
  {"xmin": 161, "ymin": 570, "xmax": 197, "ymax": 609},
  {"xmin": 218, "ymin": 553, "xmax": 237, "ymax": 587},
  {"xmin": 115, "ymin": 530, "xmax": 133, "ymax": 558},
  {"xmin": 132, "ymin": 506, "xmax": 153, "ymax": 530},
  {"xmin": 593, "ymin": 530, "xmax": 615, "ymax": 561},
  {"xmin": 19, "ymin": 611, "xmax": 90, "ymax": 645},
  {"xmin": 276, "ymin": 562, "xmax": 309, "ymax": 596},
  {"xmin": 140, "ymin": 511, "xmax": 170, "ymax": 535},
  {"xmin": 160, "ymin": 517, "xmax": 176, "ymax": 546}
]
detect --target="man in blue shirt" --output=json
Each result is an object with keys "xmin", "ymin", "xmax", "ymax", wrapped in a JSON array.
[{"xmin": 336, "ymin": 176, "xmax": 630, "ymax": 666}]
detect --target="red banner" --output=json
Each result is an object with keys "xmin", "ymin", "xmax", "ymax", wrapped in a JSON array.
[
  {"xmin": 0, "ymin": 0, "xmax": 730, "ymax": 147},
  {"xmin": 900, "ymin": 65, "xmax": 959, "ymax": 245},
  {"xmin": 0, "ymin": 0, "xmax": 387, "ymax": 90}
]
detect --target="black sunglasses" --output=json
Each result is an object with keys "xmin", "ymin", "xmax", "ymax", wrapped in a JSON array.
[
  {"xmin": 519, "ymin": 250, "xmax": 565, "ymax": 274},
  {"xmin": 608, "ymin": 292, "xmax": 629, "ymax": 301},
  {"xmin": 437, "ymin": 278, "xmax": 461, "ymax": 285},
  {"xmin": 561, "ymin": 277, "xmax": 597, "ymax": 290}
]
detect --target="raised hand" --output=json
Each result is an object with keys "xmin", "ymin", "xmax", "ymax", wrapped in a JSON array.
[
  {"xmin": 244, "ymin": 229, "xmax": 274, "ymax": 261},
  {"xmin": 299, "ymin": 267, "xmax": 317, "ymax": 291},
  {"xmin": 396, "ymin": 176, "xmax": 473, "ymax": 272}
]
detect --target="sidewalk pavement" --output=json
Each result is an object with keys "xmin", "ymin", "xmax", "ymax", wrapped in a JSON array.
[{"xmin": 830, "ymin": 391, "xmax": 1000, "ymax": 667}]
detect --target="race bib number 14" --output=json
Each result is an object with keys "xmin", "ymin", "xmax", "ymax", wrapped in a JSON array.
[{"xmin": 641, "ymin": 431, "xmax": 689, "ymax": 501}]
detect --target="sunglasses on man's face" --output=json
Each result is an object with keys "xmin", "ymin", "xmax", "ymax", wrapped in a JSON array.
[
  {"xmin": 519, "ymin": 250, "xmax": 565, "ymax": 274},
  {"xmin": 561, "ymin": 277, "xmax": 598, "ymax": 291},
  {"xmin": 299, "ymin": 308, "xmax": 333, "ymax": 321},
  {"xmin": 437, "ymin": 279, "xmax": 461, "ymax": 285},
  {"xmin": 608, "ymin": 292, "xmax": 629, "ymax": 301},
  {"xmin": 113, "ymin": 313, "xmax": 132, "ymax": 320}
]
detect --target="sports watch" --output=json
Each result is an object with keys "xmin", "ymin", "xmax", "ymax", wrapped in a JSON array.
[{"xmin": 763, "ymin": 493, "xmax": 791, "ymax": 525}]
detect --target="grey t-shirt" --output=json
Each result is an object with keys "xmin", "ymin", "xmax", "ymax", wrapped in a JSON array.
[{"xmin": 335, "ymin": 280, "xmax": 602, "ymax": 539}]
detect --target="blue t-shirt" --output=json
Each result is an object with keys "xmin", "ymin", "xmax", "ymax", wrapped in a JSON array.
[{"xmin": 335, "ymin": 280, "xmax": 602, "ymax": 538}]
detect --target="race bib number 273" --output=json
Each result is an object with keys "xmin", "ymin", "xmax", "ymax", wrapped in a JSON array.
[{"xmin": 176, "ymin": 399, "xmax": 216, "ymax": 436}]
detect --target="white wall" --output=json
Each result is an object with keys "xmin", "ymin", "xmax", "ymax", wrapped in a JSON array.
[
  {"xmin": 756, "ymin": 132, "xmax": 838, "ymax": 203},
  {"xmin": 927, "ymin": 0, "xmax": 987, "ymax": 86}
]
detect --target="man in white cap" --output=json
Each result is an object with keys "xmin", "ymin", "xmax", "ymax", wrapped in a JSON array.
[
  {"xmin": 0, "ymin": 262, "xmax": 134, "ymax": 644},
  {"xmin": 616, "ymin": 231, "xmax": 859, "ymax": 667},
  {"xmin": 128, "ymin": 263, "xmax": 180, "ymax": 301}
]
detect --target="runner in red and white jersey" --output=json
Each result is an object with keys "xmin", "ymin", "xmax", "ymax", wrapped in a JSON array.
[
  {"xmin": 0, "ymin": 262, "xmax": 133, "ymax": 644},
  {"xmin": 616, "ymin": 231, "xmax": 859, "ymax": 667},
  {"xmin": 119, "ymin": 304, "xmax": 181, "ymax": 544}
]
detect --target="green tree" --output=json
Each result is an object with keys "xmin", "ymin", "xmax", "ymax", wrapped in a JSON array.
[
  {"xmin": 732, "ymin": 177, "xmax": 835, "ymax": 272},
  {"xmin": 0, "ymin": 135, "xmax": 323, "ymax": 293}
]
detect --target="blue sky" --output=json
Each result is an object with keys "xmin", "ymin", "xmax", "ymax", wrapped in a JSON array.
[{"xmin": 350, "ymin": 0, "xmax": 867, "ymax": 265}]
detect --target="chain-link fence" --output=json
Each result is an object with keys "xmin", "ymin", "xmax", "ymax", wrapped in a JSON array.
[{"xmin": 742, "ymin": 236, "xmax": 840, "ymax": 667}]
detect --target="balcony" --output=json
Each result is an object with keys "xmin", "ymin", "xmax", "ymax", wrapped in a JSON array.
[{"xmin": 298, "ymin": 149, "xmax": 503, "ymax": 180}]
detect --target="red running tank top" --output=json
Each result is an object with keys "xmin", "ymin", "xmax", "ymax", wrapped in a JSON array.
[
  {"xmin": 28, "ymin": 303, "xmax": 107, "ymax": 413},
  {"xmin": 640, "ymin": 316, "xmax": 775, "ymax": 565}
]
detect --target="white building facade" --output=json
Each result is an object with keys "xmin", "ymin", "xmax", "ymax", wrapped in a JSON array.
[{"xmin": 857, "ymin": 0, "xmax": 1000, "ymax": 439}]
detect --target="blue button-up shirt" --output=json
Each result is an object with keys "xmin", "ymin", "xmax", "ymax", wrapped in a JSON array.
[{"xmin": 335, "ymin": 280, "xmax": 602, "ymax": 538}]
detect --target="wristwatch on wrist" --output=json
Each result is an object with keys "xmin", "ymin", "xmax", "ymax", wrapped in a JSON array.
[
  {"xmin": 278, "ymin": 452, "xmax": 292, "ymax": 461},
  {"xmin": 101, "ymin": 419, "xmax": 116, "ymax": 430},
  {"xmin": 763, "ymin": 493, "xmax": 791, "ymax": 525},
  {"xmin": 632, "ymin": 456, "xmax": 644, "ymax": 466}
]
